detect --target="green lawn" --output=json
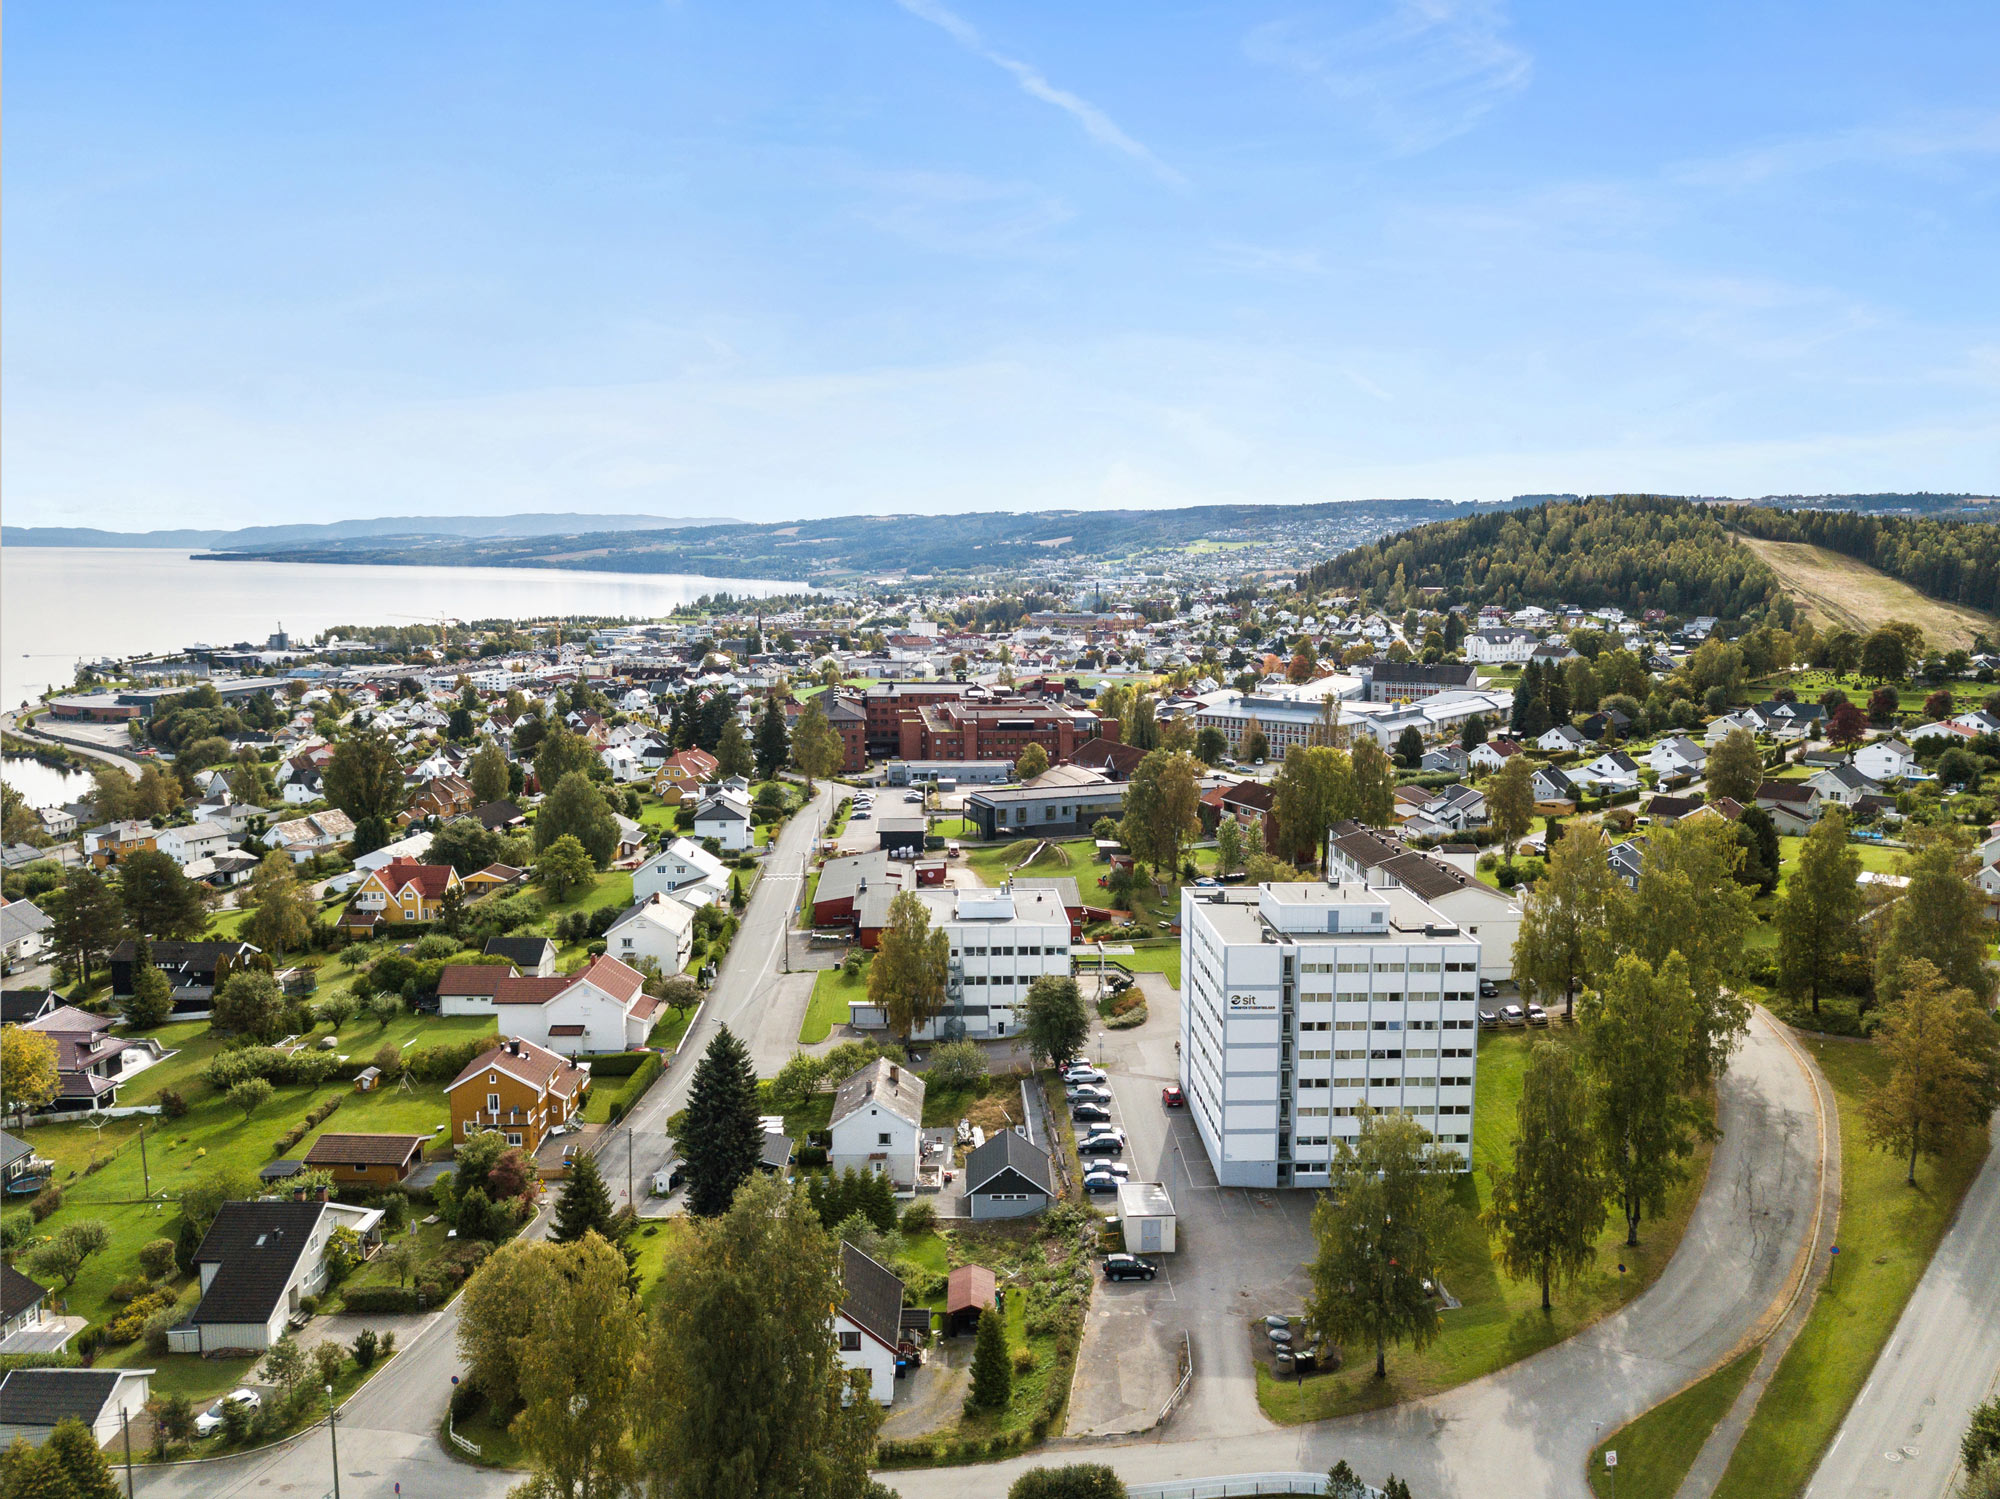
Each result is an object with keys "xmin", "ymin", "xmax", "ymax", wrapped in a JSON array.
[
  {"xmin": 1589, "ymin": 1346, "xmax": 1761, "ymax": 1499},
  {"xmin": 1258, "ymin": 1028, "xmax": 1715, "ymax": 1423},
  {"xmin": 803, "ymin": 966, "xmax": 866, "ymax": 1044},
  {"xmin": 647, "ymin": 1004, "xmax": 697, "ymax": 1054},
  {"xmin": 1, "ymin": 1010, "xmax": 495, "ymax": 1401},
  {"xmin": 1711, "ymin": 1036, "xmax": 1990, "ymax": 1499},
  {"xmin": 541, "ymin": 869, "xmax": 634, "ymax": 918}
]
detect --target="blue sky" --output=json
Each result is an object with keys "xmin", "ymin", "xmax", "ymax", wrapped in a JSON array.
[{"xmin": 6, "ymin": 2, "xmax": 1998, "ymax": 529}]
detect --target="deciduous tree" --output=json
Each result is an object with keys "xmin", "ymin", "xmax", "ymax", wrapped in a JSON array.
[
  {"xmin": 1488, "ymin": 755, "xmax": 1535, "ymax": 862},
  {"xmin": 533, "ymin": 723, "xmax": 598, "ymax": 795},
  {"xmin": 324, "ymin": 733, "xmax": 405, "ymax": 822},
  {"xmin": 1579, "ymin": 954, "xmax": 1705, "ymax": 1246},
  {"xmin": 790, "ymin": 697, "xmax": 844, "ymax": 790},
  {"xmin": 1875, "ymin": 831, "xmax": 1997, "ymax": 1007},
  {"xmin": 511, "ymin": 1232, "xmax": 644, "ymax": 1499},
  {"xmin": 1513, "ymin": 826, "xmax": 1619, "ymax": 1021},
  {"xmin": 1305, "ymin": 1110, "xmax": 1455, "ymax": 1379},
  {"xmin": 639, "ymin": 1174, "xmax": 881, "ymax": 1499},
  {"xmin": 534, "ymin": 834, "xmax": 597, "ymax": 902},
  {"xmin": 244, "ymin": 851, "xmax": 318, "ymax": 957},
  {"xmin": 1269, "ymin": 745, "xmax": 1354, "ymax": 868},
  {"xmin": 213, "ymin": 970, "xmax": 287, "ymax": 1042},
  {"xmin": 1014, "ymin": 742, "xmax": 1049, "ymax": 781},
  {"xmin": 1, "ymin": 1026, "xmax": 60, "ymax": 1120},
  {"xmin": 1608, "ymin": 817, "xmax": 1753, "ymax": 1086},
  {"xmin": 1023, "ymin": 975, "xmax": 1089, "ymax": 1067},
  {"xmin": 1705, "ymin": 728, "xmax": 1762, "ymax": 805},
  {"xmin": 1776, "ymin": 812, "xmax": 1863, "ymax": 1015},
  {"xmin": 1862, "ymin": 959, "xmax": 2000, "ymax": 1186},
  {"xmin": 1483, "ymin": 1040, "xmax": 1608, "ymax": 1310},
  {"xmin": 714, "ymin": 715, "xmax": 754, "ymax": 781},
  {"xmin": 867, "ymin": 891, "xmax": 950, "ymax": 1043},
  {"xmin": 1349, "ymin": 738, "xmax": 1397, "ymax": 827},
  {"xmin": 535, "ymin": 772, "xmax": 618, "ymax": 867},
  {"xmin": 1119, "ymin": 750, "xmax": 1204, "ymax": 882},
  {"xmin": 26, "ymin": 1221, "xmax": 111, "ymax": 1289},
  {"xmin": 467, "ymin": 739, "xmax": 511, "ymax": 804},
  {"xmin": 681, "ymin": 1025, "xmax": 763, "ymax": 1217}
]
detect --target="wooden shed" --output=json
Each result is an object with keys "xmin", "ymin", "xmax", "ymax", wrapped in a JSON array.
[{"xmin": 945, "ymin": 1264, "xmax": 998, "ymax": 1338}]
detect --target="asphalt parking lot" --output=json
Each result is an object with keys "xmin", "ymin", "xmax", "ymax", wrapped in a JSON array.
[{"xmin": 1066, "ymin": 970, "xmax": 1318, "ymax": 1441}]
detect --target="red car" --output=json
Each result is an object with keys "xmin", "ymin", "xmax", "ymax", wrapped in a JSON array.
[{"xmin": 1161, "ymin": 1085, "xmax": 1185, "ymax": 1108}]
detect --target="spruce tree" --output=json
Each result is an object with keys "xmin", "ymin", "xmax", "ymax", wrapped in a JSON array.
[
  {"xmin": 967, "ymin": 1304, "xmax": 1012, "ymax": 1411},
  {"xmin": 755, "ymin": 695, "xmax": 790, "ymax": 781},
  {"xmin": 552, "ymin": 1152, "xmax": 618, "ymax": 1244},
  {"xmin": 681, "ymin": 1025, "xmax": 763, "ymax": 1217}
]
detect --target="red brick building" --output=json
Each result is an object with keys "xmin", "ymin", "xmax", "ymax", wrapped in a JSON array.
[
  {"xmin": 897, "ymin": 702, "xmax": 1115, "ymax": 764},
  {"xmin": 861, "ymin": 683, "xmax": 975, "ymax": 757},
  {"xmin": 826, "ymin": 696, "xmax": 868, "ymax": 773}
]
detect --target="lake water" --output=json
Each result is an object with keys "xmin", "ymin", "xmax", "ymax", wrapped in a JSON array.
[
  {"xmin": 1, "ymin": 756, "xmax": 95, "ymax": 810},
  {"xmin": 1, "ymin": 547, "xmax": 803, "ymax": 709}
]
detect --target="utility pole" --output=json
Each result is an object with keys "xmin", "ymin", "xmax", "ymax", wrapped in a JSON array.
[
  {"xmin": 627, "ymin": 1125, "xmax": 634, "ymax": 1208},
  {"xmin": 120, "ymin": 1408, "xmax": 134, "ymax": 1499},
  {"xmin": 137, "ymin": 1121, "xmax": 149, "ymax": 1199},
  {"xmin": 326, "ymin": 1385, "xmax": 341, "ymax": 1499}
]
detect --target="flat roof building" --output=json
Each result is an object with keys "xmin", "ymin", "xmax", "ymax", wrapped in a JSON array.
[{"xmin": 1179, "ymin": 880, "xmax": 1480, "ymax": 1188}]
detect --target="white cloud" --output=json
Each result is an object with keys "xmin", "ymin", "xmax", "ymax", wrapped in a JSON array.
[
  {"xmin": 1671, "ymin": 110, "xmax": 2000, "ymax": 188},
  {"xmin": 1244, "ymin": 0, "xmax": 1530, "ymax": 154},
  {"xmin": 893, "ymin": 0, "xmax": 1186, "ymax": 186}
]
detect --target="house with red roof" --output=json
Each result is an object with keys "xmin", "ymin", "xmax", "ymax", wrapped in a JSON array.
[
  {"xmin": 337, "ymin": 857, "xmax": 462, "ymax": 938},
  {"xmin": 488, "ymin": 953, "xmax": 659, "ymax": 1055}
]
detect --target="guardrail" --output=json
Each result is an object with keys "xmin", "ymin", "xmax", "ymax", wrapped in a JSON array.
[
  {"xmin": 1157, "ymin": 1329, "xmax": 1194, "ymax": 1427},
  {"xmin": 1129, "ymin": 1475, "xmax": 1382, "ymax": 1499}
]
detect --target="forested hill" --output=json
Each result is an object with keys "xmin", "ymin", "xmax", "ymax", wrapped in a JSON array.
[
  {"xmin": 1729, "ymin": 507, "xmax": 2000, "ymax": 613},
  {"xmin": 1300, "ymin": 495, "xmax": 1786, "ymax": 620}
]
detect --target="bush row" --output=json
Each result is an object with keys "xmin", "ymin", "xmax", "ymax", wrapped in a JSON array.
[
  {"xmin": 575, "ymin": 1049, "xmax": 652, "ymax": 1078},
  {"xmin": 341, "ymin": 1285, "xmax": 423, "ymax": 1315},
  {"xmin": 602, "ymin": 1052, "xmax": 664, "ymax": 1125},
  {"xmin": 406, "ymin": 1035, "xmax": 499, "ymax": 1084},
  {"xmin": 202, "ymin": 1046, "xmax": 347, "ymax": 1092},
  {"xmin": 275, "ymin": 1093, "xmax": 345, "ymax": 1156}
]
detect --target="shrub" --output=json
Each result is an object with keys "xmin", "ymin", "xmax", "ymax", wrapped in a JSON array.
[
  {"xmin": 340, "ymin": 1285, "xmax": 421, "ymax": 1315},
  {"xmin": 0, "ymin": 1217, "xmax": 31, "ymax": 1253},
  {"xmin": 106, "ymin": 1276, "xmax": 153, "ymax": 1305},
  {"xmin": 351, "ymin": 1327, "xmax": 380, "ymax": 1370},
  {"xmin": 898, "ymin": 1199, "xmax": 937, "ymax": 1236},
  {"xmin": 105, "ymin": 1288, "xmax": 179, "ymax": 1345},
  {"xmin": 29, "ymin": 1186, "xmax": 62, "ymax": 1222},
  {"xmin": 407, "ymin": 1035, "xmax": 497, "ymax": 1084},
  {"xmin": 142, "ymin": 1305, "xmax": 184, "ymax": 1356},
  {"xmin": 158, "ymin": 1089, "xmax": 189, "ymax": 1119},
  {"xmin": 138, "ymin": 1238, "xmax": 178, "ymax": 1279}
]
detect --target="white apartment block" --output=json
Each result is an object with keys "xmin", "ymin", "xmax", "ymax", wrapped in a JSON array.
[
  {"xmin": 847, "ymin": 885, "xmax": 1071, "ymax": 1041},
  {"xmin": 1179, "ymin": 881, "xmax": 1481, "ymax": 1188}
]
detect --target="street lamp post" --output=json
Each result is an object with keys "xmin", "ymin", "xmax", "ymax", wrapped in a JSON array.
[{"xmin": 325, "ymin": 1384, "xmax": 340, "ymax": 1499}]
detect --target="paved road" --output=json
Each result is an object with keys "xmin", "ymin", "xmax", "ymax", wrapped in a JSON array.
[
  {"xmin": 892, "ymin": 1009, "xmax": 1828, "ymax": 1499},
  {"xmin": 1803, "ymin": 1111, "xmax": 2000, "ymax": 1499},
  {"xmin": 131, "ymin": 781, "xmax": 834, "ymax": 1499},
  {"xmin": 0, "ymin": 708, "xmax": 143, "ymax": 779}
]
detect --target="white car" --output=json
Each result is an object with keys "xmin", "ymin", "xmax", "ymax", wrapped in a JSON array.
[
  {"xmin": 194, "ymin": 1389, "xmax": 262, "ymax": 1436},
  {"xmin": 1064, "ymin": 1068, "xmax": 1107, "ymax": 1087}
]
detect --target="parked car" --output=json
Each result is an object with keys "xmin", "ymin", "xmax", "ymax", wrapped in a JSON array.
[
  {"xmin": 1065, "ymin": 1067, "xmax": 1108, "ymax": 1087},
  {"xmin": 905, "ymin": 791, "xmax": 924, "ymax": 803},
  {"xmin": 1062, "ymin": 1058, "xmax": 1098, "ymax": 1076},
  {"xmin": 1480, "ymin": 979, "xmax": 1501, "ymax": 999},
  {"xmin": 1478, "ymin": 1010, "xmax": 1499, "ymax": 1029},
  {"xmin": 1161, "ymin": 1085, "xmax": 1185, "ymax": 1108},
  {"xmin": 1103, "ymin": 1253, "xmax": 1157, "ymax": 1282},
  {"xmin": 1083, "ymin": 1172, "xmax": 1122, "ymax": 1194},
  {"xmin": 194, "ymin": 1390, "xmax": 262, "ymax": 1436},
  {"xmin": 1502, "ymin": 1004, "xmax": 1526, "ymax": 1026},
  {"xmin": 1086, "ymin": 1161, "xmax": 1131, "ymax": 1181},
  {"xmin": 1071, "ymin": 1103, "xmax": 1113, "ymax": 1125},
  {"xmin": 1526, "ymin": 1004, "xmax": 1549, "ymax": 1027},
  {"xmin": 1078, "ymin": 1132, "xmax": 1127, "ymax": 1157},
  {"xmin": 1068, "ymin": 1085, "xmax": 1113, "ymax": 1105}
]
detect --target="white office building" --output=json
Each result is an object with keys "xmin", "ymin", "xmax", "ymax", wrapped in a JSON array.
[
  {"xmin": 847, "ymin": 885, "xmax": 1071, "ymax": 1041},
  {"xmin": 1179, "ymin": 881, "xmax": 1481, "ymax": 1188}
]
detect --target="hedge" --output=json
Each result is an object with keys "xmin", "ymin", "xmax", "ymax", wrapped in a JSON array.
[
  {"xmin": 275, "ymin": 1094, "xmax": 344, "ymax": 1157},
  {"xmin": 575, "ymin": 1049, "xmax": 654, "ymax": 1078},
  {"xmin": 202, "ymin": 1046, "xmax": 347, "ymax": 1092},
  {"xmin": 340, "ymin": 1285, "xmax": 423, "ymax": 1315},
  {"xmin": 600, "ymin": 1052, "xmax": 664, "ymax": 1124},
  {"xmin": 407, "ymin": 1035, "xmax": 498, "ymax": 1084}
]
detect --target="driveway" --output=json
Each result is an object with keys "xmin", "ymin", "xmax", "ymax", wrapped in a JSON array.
[{"xmin": 890, "ymin": 1006, "xmax": 1828, "ymax": 1499}]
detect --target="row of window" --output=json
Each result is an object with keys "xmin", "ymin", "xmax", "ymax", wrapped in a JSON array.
[{"xmin": 955, "ymin": 945, "xmax": 1067, "ymax": 957}]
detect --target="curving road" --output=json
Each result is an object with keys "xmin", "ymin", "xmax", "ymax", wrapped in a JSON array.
[
  {"xmin": 890, "ymin": 1009, "xmax": 1829, "ymax": 1499},
  {"xmin": 130, "ymin": 780, "xmax": 834, "ymax": 1499},
  {"xmin": 1803, "ymin": 1112, "xmax": 2000, "ymax": 1499}
]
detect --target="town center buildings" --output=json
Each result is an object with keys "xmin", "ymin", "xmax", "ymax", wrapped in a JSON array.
[{"xmin": 1178, "ymin": 880, "xmax": 1481, "ymax": 1188}]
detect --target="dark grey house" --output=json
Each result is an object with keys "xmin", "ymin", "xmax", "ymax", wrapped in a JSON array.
[{"xmin": 964, "ymin": 1128, "xmax": 1055, "ymax": 1220}]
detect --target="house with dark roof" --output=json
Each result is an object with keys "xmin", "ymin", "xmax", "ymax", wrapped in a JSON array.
[
  {"xmin": 108, "ymin": 938, "xmax": 263, "ymax": 1012},
  {"xmin": 0, "ymin": 990, "xmax": 60, "ymax": 1026},
  {"xmin": 1754, "ymin": 779, "xmax": 1823, "ymax": 834},
  {"xmin": 964, "ymin": 1129, "xmax": 1055, "ymax": 1220},
  {"xmin": 483, "ymin": 935, "xmax": 558, "ymax": 976},
  {"xmin": 470, "ymin": 800, "xmax": 527, "ymax": 832},
  {"xmin": 167, "ymin": 1201, "xmax": 335, "ymax": 1354},
  {"xmin": 1607, "ymin": 837, "xmax": 1649, "ymax": 889},
  {"xmin": 24, "ymin": 1006, "xmax": 165, "ymax": 1113},
  {"xmin": 0, "ymin": 1131, "xmax": 40, "ymax": 1193},
  {"xmin": 0, "ymin": 1265, "xmax": 80, "ymax": 1358},
  {"xmin": 834, "ymin": 1242, "xmax": 908, "ymax": 1405},
  {"xmin": 1064, "ymin": 736, "xmax": 1146, "ymax": 781},
  {"xmin": 810, "ymin": 851, "xmax": 910, "ymax": 931},
  {"xmin": 0, "ymin": 1367, "xmax": 153, "ymax": 1448},
  {"xmin": 303, "ymin": 1133, "xmax": 426, "ymax": 1187}
]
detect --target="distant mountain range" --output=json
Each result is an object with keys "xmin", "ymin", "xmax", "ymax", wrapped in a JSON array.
[{"xmin": 1, "ymin": 512, "xmax": 728, "ymax": 549}]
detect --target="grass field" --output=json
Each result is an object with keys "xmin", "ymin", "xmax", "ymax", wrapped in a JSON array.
[
  {"xmin": 1, "ymin": 1010, "xmax": 495, "ymax": 1404},
  {"xmin": 802, "ymin": 965, "xmax": 866, "ymax": 1043},
  {"xmin": 1588, "ymin": 1346, "xmax": 1762, "ymax": 1499},
  {"xmin": 1711, "ymin": 1035, "xmax": 1990, "ymax": 1499},
  {"xmin": 1737, "ymin": 536, "xmax": 1997, "ymax": 651},
  {"xmin": 1258, "ymin": 1027, "xmax": 1715, "ymax": 1423}
]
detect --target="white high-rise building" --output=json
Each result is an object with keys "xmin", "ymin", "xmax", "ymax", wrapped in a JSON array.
[
  {"xmin": 1179, "ymin": 881, "xmax": 1481, "ymax": 1188},
  {"xmin": 849, "ymin": 885, "xmax": 1071, "ymax": 1041}
]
